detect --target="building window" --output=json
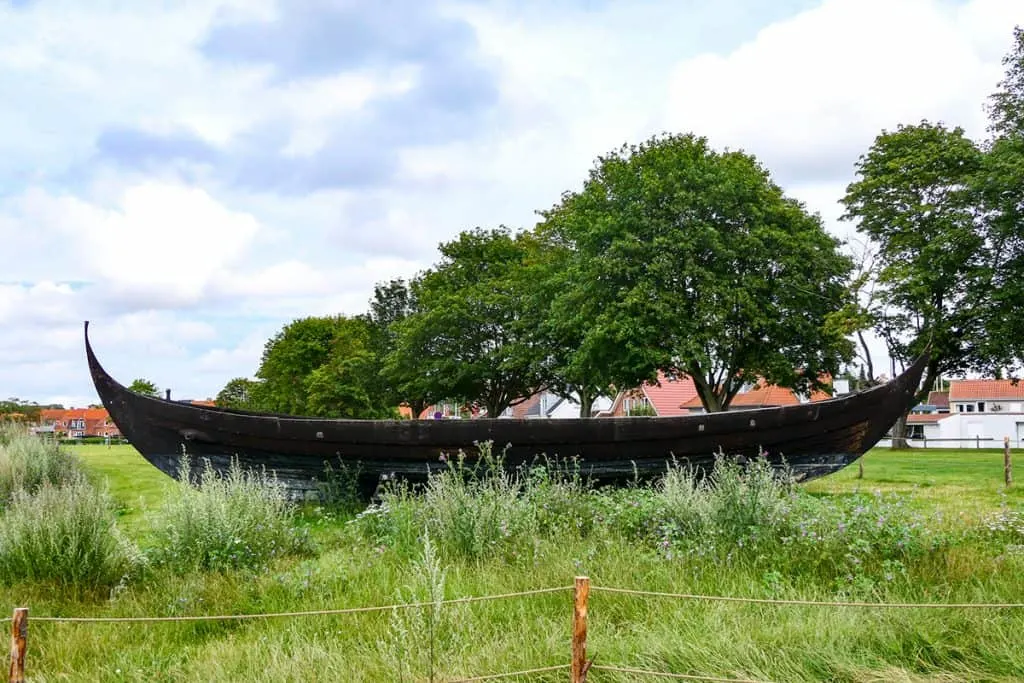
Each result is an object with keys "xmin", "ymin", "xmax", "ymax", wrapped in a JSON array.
[
  {"xmin": 624, "ymin": 397, "xmax": 653, "ymax": 416},
  {"xmin": 978, "ymin": 402, "xmax": 986, "ymax": 412},
  {"xmin": 906, "ymin": 424, "xmax": 925, "ymax": 439}
]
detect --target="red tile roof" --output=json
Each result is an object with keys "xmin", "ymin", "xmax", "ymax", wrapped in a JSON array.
[
  {"xmin": 40, "ymin": 408, "xmax": 110, "ymax": 422},
  {"xmin": 641, "ymin": 372, "xmax": 698, "ymax": 417},
  {"xmin": 907, "ymin": 413, "xmax": 950, "ymax": 423},
  {"xmin": 680, "ymin": 381, "xmax": 830, "ymax": 410},
  {"xmin": 38, "ymin": 408, "xmax": 120, "ymax": 437},
  {"xmin": 926, "ymin": 391, "xmax": 950, "ymax": 409},
  {"xmin": 949, "ymin": 380, "xmax": 1024, "ymax": 401},
  {"xmin": 509, "ymin": 394, "xmax": 542, "ymax": 419}
]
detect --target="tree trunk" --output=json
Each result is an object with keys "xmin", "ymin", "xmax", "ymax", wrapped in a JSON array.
[
  {"xmin": 857, "ymin": 330, "xmax": 875, "ymax": 384},
  {"xmin": 890, "ymin": 410, "xmax": 911, "ymax": 450},
  {"xmin": 690, "ymin": 372, "xmax": 724, "ymax": 413},
  {"xmin": 409, "ymin": 399, "xmax": 427, "ymax": 419},
  {"xmin": 578, "ymin": 390, "xmax": 596, "ymax": 418}
]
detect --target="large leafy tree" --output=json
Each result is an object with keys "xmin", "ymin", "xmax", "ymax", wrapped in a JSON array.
[
  {"xmin": 519, "ymin": 230, "xmax": 615, "ymax": 417},
  {"xmin": 987, "ymin": 26, "xmax": 1024, "ymax": 140},
  {"xmin": 254, "ymin": 315, "xmax": 395, "ymax": 418},
  {"xmin": 304, "ymin": 317, "xmax": 398, "ymax": 419},
  {"xmin": 368, "ymin": 278, "xmax": 426, "ymax": 417},
  {"xmin": 979, "ymin": 26, "xmax": 1024, "ymax": 370},
  {"xmin": 840, "ymin": 122, "xmax": 986, "ymax": 428},
  {"xmin": 255, "ymin": 317, "xmax": 343, "ymax": 415},
  {"xmin": 539, "ymin": 133, "xmax": 853, "ymax": 412},
  {"xmin": 389, "ymin": 227, "xmax": 547, "ymax": 417},
  {"xmin": 215, "ymin": 378, "xmax": 259, "ymax": 410}
]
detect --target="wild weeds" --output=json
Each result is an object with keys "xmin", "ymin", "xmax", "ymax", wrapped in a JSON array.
[
  {"xmin": 0, "ymin": 476, "xmax": 142, "ymax": 591},
  {"xmin": 147, "ymin": 458, "xmax": 312, "ymax": 572},
  {"xmin": 0, "ymin": 424, "xmax": 82, "ymax": 505},
  {"xmin": 360, "ymin": 448, "xmax": 948, "ymax": 590},
  {"xmin": 376, "ymin": 532, "xmax": 468, "ymax": 681}
]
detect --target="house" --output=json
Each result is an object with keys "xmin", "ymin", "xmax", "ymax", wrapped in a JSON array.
[
  {"xmin": 500, "ymin": 390, "xmax": 614, "ymax": 419},
  {"xmin": 910, "ymin": 390, "xmax": 950, "ymax": 416},
  {"xmin": 38, "ymin": 407, "xmax": 121, "ymax": 439},
  {"xmin": 418, "ymin": 401, "xmax": 479, "ymax": 419},
  {"xmin": 604, "ymin": 372, "xmax": 699, "ymax": 417},
  {"xmin": 680, "ymin": 379, "xmax": 832, "ymax": 413},
  {"xmin": 891, "ymin": 380, "xmax": 1024, "ymax": 448}
]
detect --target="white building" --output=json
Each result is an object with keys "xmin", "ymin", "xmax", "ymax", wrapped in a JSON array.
[{"xmin": 885, "ymin": 380, "xmax": 1024, "ymax": 448}]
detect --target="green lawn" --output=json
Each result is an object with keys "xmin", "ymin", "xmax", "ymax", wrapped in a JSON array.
[
  {"xmin": 69, "ymin": 443, "xmax": 176, "ymax": 535},
  {"xmin": 806, "ymin": 447, "xmax": 1023, "ymax": 520}
]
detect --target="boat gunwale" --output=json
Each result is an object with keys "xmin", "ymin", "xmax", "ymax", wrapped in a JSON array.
[{"xmin": 85, "ymin": 321, "xmax": 927, "ymax": 449}]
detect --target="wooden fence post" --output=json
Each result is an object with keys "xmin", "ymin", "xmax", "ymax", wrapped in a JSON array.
[
  {"xmin": 9, "ymin": 608, "xmax": 27, "ymax": 683},
  {"xmin": 572, "ymin": 577, "xmax": 590, "ymax": 683},
  {"xmin": 1005, "ymin": 436, "xmax": 1013, "ymax": 488}
]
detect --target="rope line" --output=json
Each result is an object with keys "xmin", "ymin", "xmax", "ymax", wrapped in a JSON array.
[
  {"xmin": 591, "ymin": 586, "xmax": 1024, "ymax": 609},
  {"xmin": 589, "ymin": 664, "xmax": 774, "ymax": 682},
  {"xmin": 446, "ymin": 663, "xmax": 571, "ymax": 681},
  {"xmin": 10, "ymin": 582, "xmax": 1024, "ymax": 624},
  {"xmin": 21, "ymin": 586, "xmax": 571, "ymax": 624}
]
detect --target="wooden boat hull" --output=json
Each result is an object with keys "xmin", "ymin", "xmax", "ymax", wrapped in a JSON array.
[{"xmin": 85, "ymin": 322, "xmax": 926, "ymax": 498}]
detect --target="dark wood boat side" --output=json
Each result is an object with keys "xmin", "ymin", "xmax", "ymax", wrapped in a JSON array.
[{"xmin": 85, "ymin": 321, "xmax": 928, "ymax": 498}]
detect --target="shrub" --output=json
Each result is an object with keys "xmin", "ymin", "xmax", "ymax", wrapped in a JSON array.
[
  {"xmin": 0, "ymin": 424, "xmax": 82, "ymax": 505},
  {"xmin": 361, "ymin": 446, "xmax": 536, "ymax": 560},
  {"xmin": 148, "ymin": 458, "xmax": 312, "ymax": 572},
  {"xmin": 357, "ymin": 444, "xmax": 600, "ymax": 561},
  {"xmin": 0, "ymin": 477, "xmax": 141, "ymax": 590}
]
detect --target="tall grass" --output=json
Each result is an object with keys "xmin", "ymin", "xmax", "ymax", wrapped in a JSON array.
[
  {"xmin": 2, "ymin": 445, "xmax": 1024, "ymax": 680},
  {"xmin": 147, "ymin": 458, "xmax": 313, "ymax": 572},
  {"xmin": 0, "ymin": 476, "xmax": 141, "ymax": 591},
  {"xmin": 0, "ymin": 424, "xmax": 82, "ymax": 505},
  {"xmin": 357, "ymin": 450, "xmax": 947, "ymax": 596},
  {"xmin": 356, "ymin": 444, "xmax": 594, "ymax": 561}
]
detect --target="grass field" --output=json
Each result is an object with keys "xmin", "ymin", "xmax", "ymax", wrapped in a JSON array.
[{"xmin": 1, "ymin": 443, "xmax": 1022, "ymax": 682}]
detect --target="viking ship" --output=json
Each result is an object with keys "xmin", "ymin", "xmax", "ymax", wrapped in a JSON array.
[{"xmin": 85, "ymin": 322, "xmax": 926, "ymax": 498}]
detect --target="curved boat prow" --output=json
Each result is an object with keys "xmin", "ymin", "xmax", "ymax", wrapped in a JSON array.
[{"xmin": 85, "ymin": 320, "xmax": 124, "ymax": 405}]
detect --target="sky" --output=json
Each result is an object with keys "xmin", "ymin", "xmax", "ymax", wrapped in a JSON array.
[{"xmin": 1, "ymin": 0, "xmax": 1021, "ymax": 408}]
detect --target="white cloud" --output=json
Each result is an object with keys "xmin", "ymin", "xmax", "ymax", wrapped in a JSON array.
[
  {"xmin": 2, "ymin": 0, "xmax": 1021, "ymax": 404},
  {"xmin": 16, "ymin": 183, "xmax": 260, "ymax": 307},
  {"xmin": 663, "ymin": 0, "xmax": 1023, "ymax": 186}
]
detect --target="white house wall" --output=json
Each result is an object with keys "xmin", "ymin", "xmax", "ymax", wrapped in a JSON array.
[
  {"xmin": 879, "ymin": 413, "xmax": 1024, "ymax": 448},
  {"xmin": 547, "ymin": 395, "xmax": 613, "ymax": 419}
]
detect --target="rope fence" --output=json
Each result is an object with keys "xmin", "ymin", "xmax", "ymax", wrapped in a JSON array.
[
  {"xmin": 9, "ymin": 577, "xmax": 1024, "ymax": 682},
  {"xmin": 588, "ymin": 585, "xmax": 1024, "ymax": 609}
]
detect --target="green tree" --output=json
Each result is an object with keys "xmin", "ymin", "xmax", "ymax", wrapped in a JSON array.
[
  {"xmin": 254, "ymin": 316, "xmax": 345, "ymax": 415},
  {"xmin": 986, "ymin": 26, "xmax": 1024, "ymax": 139},
  {"xmin": 0, "ymin": 398, "xmax": 41, "ymax": 422},
  {"xmin": 254, "ymin": 315, "xmax": 395, "ymax": 418},
  {"xmin": 305, "ymin": 317, "xmax": 398, "ymax": 419},
  {"xmin": 128, "ymin": 379, "xmax": 160, "ymax": 397},
  {"xmin": 215, "ymin": 378, "xmax": 259, "ymax": 410},
  {"xmin": 368, "ymin": 278, "xmax": 426, "ymax": 417},
  {"xmin": 840, "ymin": 122, "xmax": 986, "ymax": 445},
  {"xmin": 539, "ymin": 133, "xmax": 853, "ymax": 412},
  {"xmin": 979, "ymin": 26, "xmax": 1024, "ymax": 371},
  {"xmin": 389, "ymin": 227, "xmax": 546, "ymax": 417},
  {"xmin": 520, "ymin": 231, "xmax": 614, "ymax": 417}
]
